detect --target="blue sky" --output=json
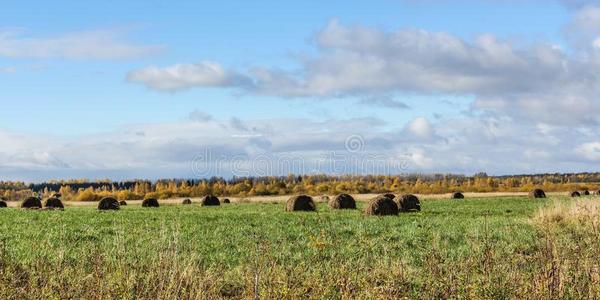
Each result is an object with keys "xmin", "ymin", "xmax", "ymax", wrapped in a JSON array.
[{"xmin": 1, "ymin": 0, "xmax": 600, "ymax": 181}]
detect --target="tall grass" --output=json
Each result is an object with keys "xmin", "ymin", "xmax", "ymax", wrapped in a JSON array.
[{"xmin": 0, "ymin": 197, "xmax": 599, "ymax": 298}]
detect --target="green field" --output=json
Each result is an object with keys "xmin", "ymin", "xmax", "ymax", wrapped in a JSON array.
[{"xmin": 1, "ymin": 196, "xmax": 599, "ymax": 299}]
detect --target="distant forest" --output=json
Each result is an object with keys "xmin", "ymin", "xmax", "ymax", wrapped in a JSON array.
[{"xmin": 1, "ymin": 172, "xmax": 600, "ymax": 201}]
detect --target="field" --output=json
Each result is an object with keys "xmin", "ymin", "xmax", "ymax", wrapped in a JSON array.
[{"xmin": 1, "ymin": 195, "xmax": 600, "ymax": 299}]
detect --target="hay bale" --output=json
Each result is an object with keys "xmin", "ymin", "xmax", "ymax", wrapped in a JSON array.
[
  {"xmin": 21, "ymin": 197, "xmax": 42, "ymax": 209},
  {"xmin": 364, "ymin": 195, "xmax": 398, "ymax": 216},
  {"xmin": 0, "ymin": 200, "xmax": 6, "ymax": 208},
  {"xmin": 142, "ymin": 198, "xmax": 159, "ymax": 207},
  {"xmin": 223, "ymin": 198, "xmax": 231, "ymax": 203},
  {"xmin": 285, "ymin": 195, "xmax": 316, "ymax": 212},
  {"xmin": 583, "ymin": 190, "xmax": 590, "ymax": 195},
  {"xmin": 328, "ymin": 193, "xmax": 356, "ymax": 209},
  {"xmin": 397, "ymin": 194, "xmax": 421, "ymax": 212},
  {"xmin": 44, "ymin": 197, "xmax": 64, "ymax": 209},
  {"xmin": 98, "ymin": 197, "xmax": 120, "ymax": 210},
  {"xmin": 201, "ymin": 195, "xmax": 220, "ymax": 206},
  {"xmin": 571, "ymin": 191, "xmax": 581, "ymax": 197},
  {"xmin": 529, "ymin": 189, "xmax": 546, "ymax": 198},
  {"xmin": 119, "ymin": 200, "xmax": 127, "ymax": 206},
  {"xmin": 451, "ymin": 192, "xmax": 464, "ymax": 199},
  {"xmin": 382, "ymin": 193, "xmax": 396, "ymax": 200},
  {"xmin": 595, "ymin": 190, "xmax": 600, "ymax": 196},
  {"xmin": 182, "ymin": 198, "xmax": 192, "ymax": 205}
]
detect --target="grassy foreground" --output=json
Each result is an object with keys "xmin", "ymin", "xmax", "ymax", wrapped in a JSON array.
[{"xmin": 1, "ymin": 196, "xmax": 599, "ymax": 299}]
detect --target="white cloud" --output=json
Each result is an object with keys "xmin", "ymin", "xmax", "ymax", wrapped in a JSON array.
[
  {"xmin": 127, "ymin": 61, "xmax": 249, "ymax": 91},
  {"xmin": 576, "ymin": 142, "xmax": 600, "ymax": 160},
  {"xmin": 0, "ymin": 66, "xmax": 16, "ymax": 73},
  {"xmin": 3, "ymin": 110, "xmax": 600, "ymax": 181},
  {"xmin": 406, "ymin": 117, "xmax": 434, "ymax": 139},
  {"xmin": 126, "ymin": 19, "xmax": 600, "ymax": 127},
  {"xmin": 0, "ymin": 28, "xmax": 164, "ymax": 60},
  {"xmin": 358, "ymin": 95, "xmax": 410, "ymax": 110}
]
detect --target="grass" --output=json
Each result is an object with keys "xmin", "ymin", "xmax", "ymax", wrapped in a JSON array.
[{"xmin": 0, "ymin": 196, "xmax": 599, "ymax": 298}]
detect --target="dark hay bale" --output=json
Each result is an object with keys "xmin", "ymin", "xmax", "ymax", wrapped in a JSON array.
[
  {"xmin": 328, "ymin": 193, "xmax": 356, "ymax": 209},
  {"xmin": 583, "ymin": 190, "xmax": 590, "ymax": 195},
  {"xmin": 44, "ymin": 198, "xmax": 64, "ymax": 209},
  {"xmin": 201, "ymin": 195, "xmax": 220, "ymax": 206},
  {"xmin": 451, "ymin": 192, "xmax": 464, "ymax": 199},
  {"xmin": 285, "ymin": 195, "xmax": 316, "ymax": 212},
  {"xmin": 529, "ymin": 189, "xmax": 546, "ymax": 198},
  {"xmin": 0, "ymin": 201, "xmax": 6, "ymax": 208},
  {"xmin": 398, "ymin": 194, "xmax": 421, "ymax": 212},
  {"xmin": 182, "ymin": 198, "xmax": 192, "ymax": 205},
  {"xmin": 142, "ymin": 198, "xmax": 159, "ymax": 207},
  {"xmin": 98, "ymin": 197, "xmax": 120, "ymax": 210},
  {"xmin": 595, "ymin": 190, "xmax": 600, "ymax": 196},
  {"xmin": 382, "ymin": 193, "xmax": 396, "ymax": 200},
  {"xmin": 21, "ymin": 197, "xmax": 42, "ymax": 209},
  {"xmin": 364, "ymin": 195, "xmax": 398, "ymax": 216},
  {"xmin": 571, "ymin": 191, "xmax": 581, "ymax": 197},
  {"xmin": 223, "ymin": 198, "xmax": 231, "ymax": 203},
  {"xmin": 119, "ymin": 200, "xmax": 127, "ymax": 206}
]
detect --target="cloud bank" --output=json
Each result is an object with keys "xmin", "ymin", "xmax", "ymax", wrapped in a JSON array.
[{"xmin": 0, "ymin": 28, "xmax": 164, "ymax": 60}]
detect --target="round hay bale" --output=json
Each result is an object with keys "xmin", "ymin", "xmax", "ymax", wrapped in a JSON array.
[
  {"xmin": 583, "ymin": 190, "xmax": 590, "ymax": 195},
  {"xmin": 142, "ymin": 198, "xmax": 159, "ymax": 207},
  {"xmin": 201, "ymin": 195, "xmax": 220, "ymax": 206},
  {"xmin": 44, "ymin": 197, "xmax": 64, "ymax": 209},
  {"xmin": 328, "ymin": 193, "xmax": 356, "ymax": 209},
  {"xmin": 398, "ymin": 194, "xmax": 421, "ymax": 212},
  {"xmin": 21, "ymin": 196, "xmax": 42, "ymax": 209},
  {"xmin": 529, "ymin": 189, "xmax": 546, "ymax": 198},
  {"xmin": 382, "ymin": 193, "xmax": 396, "ymax": 200},
  {"xmin": 571, "ymin": 191, "xmax": 581, "ymax": 197},
  {"xmin": 98, "ymin": 197, "xmax": 120, "ymax": 210},
  {"xmin": 0, "ymin": 200, "xmax": 7, "ymax": 208},
  {"xmin": 223, "ymin": 198, "xmax": 231, "ymax": 204},
  {"xmin": 595, "ymin": 190, "xmax": 600, "ymax": 196},
  {"xmin": 451, "ymin": 192, "xmax": 464, "ymax": 199},
  {"xmin": 364, "ymin": 195, "xmax": 398, "ymax": 216},
  {"xmin": 182, "ymin": 198, "xmax": 192, "ymax": 205},
  {"xmin": 285, "ymin": 195, "xmax": 316, "ymax": 212},
  {"xmin": 119, "ymin": 200, "xmax": 127, "ymax": 206}
]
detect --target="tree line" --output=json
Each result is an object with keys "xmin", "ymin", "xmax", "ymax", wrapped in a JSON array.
[{"xmin": 1, "ymin": 172, "xmax": 600, "ymax": 201}]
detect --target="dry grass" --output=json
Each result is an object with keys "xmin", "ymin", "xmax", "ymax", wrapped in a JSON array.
[
  {"xmin": 527, "ymin": 198, "xmax": 600, "ymax": 298},
  {"xmin": 533, "ymin": 198, "xmax": 600, "ymax": 225}
]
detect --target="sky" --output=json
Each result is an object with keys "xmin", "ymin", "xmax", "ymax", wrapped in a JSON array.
[{"xmin": 2, "ymin": 0, "xmax": 600, "ymax": 182}]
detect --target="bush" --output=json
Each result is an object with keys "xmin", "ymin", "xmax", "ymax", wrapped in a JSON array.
[{"xmin": 76, "ymin": 189, "xmax": 100, "ymax": 202}]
